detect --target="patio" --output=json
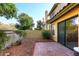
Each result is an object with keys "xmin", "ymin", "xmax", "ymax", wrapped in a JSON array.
[
  {"xmin": 33, "ymin": 42, "xmax": 74, "ymax": 56},
  {"xmin": 0, "ymin": 38, "xmax": 53, "ymax": 56},
  {"xmin": 0, "ymin": 38, "xmax": 75, "ymax": 56}
]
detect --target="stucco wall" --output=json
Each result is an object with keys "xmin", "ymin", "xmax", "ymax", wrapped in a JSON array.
[
  {"xmin": 26, "ymin": 30, "xmax": 43, "ymax": 39},
  {"xmin": 0, "ymin": 31, "xmax": 21, "ymax": 49},
  {"xmin": 5, "ymin": 32, "xmax": 20, "ymax": 49},
  {"xmin": 52, "ymin": 5, "xmax": 79, "ymax": 42}
]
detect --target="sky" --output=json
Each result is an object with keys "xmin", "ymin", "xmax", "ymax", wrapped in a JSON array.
[{"xmin": 0, "ymin": 3, "xmax": 54, "ymax": 28}]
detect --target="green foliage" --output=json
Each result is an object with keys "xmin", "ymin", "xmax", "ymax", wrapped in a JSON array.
[
  {"xmin": 42, "ymin": 30, "xmax": 52, "ymax": 39},
  {"xmin": 0, "ymin": 3, "xmax": 17, "ymax": 19},
  {"xmin": 36, "ymin": 20, "xmax": 43, "ymax": 30},
  {"xmin": 0, "ymin": 31, "xmax": 9, "ymax": 50},
  {"xmin": 16, "ymin": 13, "xmax": 34, "ymax": 30},
  {"xmin": 14, "ymin": 30, "xmax": 26, "ymax": 38}
]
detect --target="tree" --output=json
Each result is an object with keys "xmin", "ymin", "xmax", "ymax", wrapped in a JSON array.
[
  {"xmin": 0, "ymin": 3, "xmax": 17, "ymax": 50},
  {"xmin": 36, "ymin": 20, "xmax": 43, "ymax": 30},
  {"xmin": 0, "ymin": 31, "xmax": 9, "ymax": 50},
  {"xmin": 0, "ymin": 3, "xmax": 17, "ymax": 19},
  {"xmin": 16, "ymin": 13, "xmax": 34, "ymax": 30}
]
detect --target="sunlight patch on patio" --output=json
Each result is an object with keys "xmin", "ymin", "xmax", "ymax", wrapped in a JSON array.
[{"xmin": 33, "ymin": 42, "xmax": 74, "ymax": 56}]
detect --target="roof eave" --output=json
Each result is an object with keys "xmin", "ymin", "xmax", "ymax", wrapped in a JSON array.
[
  {"xmin": 48, "ymin": 3, "xmax": 59, "ymax": 16},
  {"xmin": 47, "ymin": 3, "xmax": 79, "ymax": 24}
]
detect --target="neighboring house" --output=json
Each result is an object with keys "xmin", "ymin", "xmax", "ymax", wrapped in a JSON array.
[
  {"xmin": 42, "ymin": 10, "xmax": 52, "ymax": 30},
  {"xmin": 47, "ymin": 3, "xmax": 79, "ymax": 50}
]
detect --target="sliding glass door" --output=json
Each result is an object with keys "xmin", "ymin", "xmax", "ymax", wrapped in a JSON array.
[
  {"xmin": 58, "ymin": 16, "xmax": 78, "ymax": 49},
  {"xmin": 58, "ymin": 21, "xmax": 66, "ymax": 45},
  {"xmin": 66, "ymin": 17, "xmax": 78, "ymax": 49}
]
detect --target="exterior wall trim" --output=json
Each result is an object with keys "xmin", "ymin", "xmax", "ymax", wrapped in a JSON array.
[
  {"xmin": 48, "ymin": 3, "xmax": 59, "ymax": 16},
  {"xmin": 47, "ymin": 4, "xmax": 78, "ymax": 24}
]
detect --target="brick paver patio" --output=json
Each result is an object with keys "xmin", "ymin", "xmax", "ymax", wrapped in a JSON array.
[{"xmin": 33, "ymin": 42, "xmax": 74, "ymax": 56}]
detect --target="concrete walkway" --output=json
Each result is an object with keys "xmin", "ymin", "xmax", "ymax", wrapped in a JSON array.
[{"xmin": 33, "ymin": 42, "xmax": 74, "ymax": 56}]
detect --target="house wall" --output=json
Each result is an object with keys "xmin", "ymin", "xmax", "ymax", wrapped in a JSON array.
[
  {"xmin": 52, "ymin": 5, "xmax": 79, "ymax": 43},
  {"xmin": 53, "ymin": 3, "xmax": 68, "ymax": 16},
  {"xmin": 50, "ymin": 3, "xmax": 68, "ymax": 19}
]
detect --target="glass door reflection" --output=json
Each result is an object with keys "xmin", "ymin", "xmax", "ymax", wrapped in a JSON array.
[{"xmin": 66, "ymin": 17, "xmax": 78, "ymax": 49}]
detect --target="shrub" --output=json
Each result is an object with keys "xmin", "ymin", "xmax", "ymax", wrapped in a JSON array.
[
  {"xmin": 0, "ymin": 31, "xmax": 9, "ymax": 50},
  {"xmin": 13, "ymin": 30, "xmax": 26, "ymax": 46},
  {"xmin": 14, "ymin": 30, "xmax": 26, "ymax": 38},
  {"xmin": 42, "ymin": 30, "xmax": 52, "ymax": 39}
]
